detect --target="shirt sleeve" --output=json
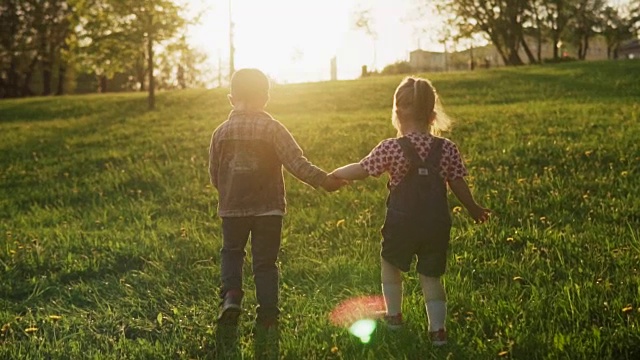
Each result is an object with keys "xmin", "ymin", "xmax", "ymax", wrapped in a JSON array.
[
  {"xmin": 360, "ymin": 139, "xmax": 394, "ymax": 177},
  {"xmin": 441, "ymin": 140, "xmax": 468, "ymax": 180},
  {"xmin": 208, "ymin": 130, "xmax": 219, "ymax": 188},
  {"xmin": 272, "ymin": 121, "xmax": 327, "ymax": 188}
]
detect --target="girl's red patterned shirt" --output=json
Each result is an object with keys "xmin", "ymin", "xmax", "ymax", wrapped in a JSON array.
[{"xmin": 360, "ymin": 132, "xmax": 468, "ymax": 189}]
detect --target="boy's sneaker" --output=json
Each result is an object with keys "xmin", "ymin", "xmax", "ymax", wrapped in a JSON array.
[
  {"xmin": 218, "ymin": 289, "xmax": 242, "ymax": 325},
  {"xmin": 429, "ymin": 328, "xmax": 447, "ymax": 346},
  {"xmin": 383, "ymin": 313, "xmax": 403, "ymax": 330}
]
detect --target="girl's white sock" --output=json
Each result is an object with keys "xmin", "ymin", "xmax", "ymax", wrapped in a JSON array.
[
  {"xmin": 419, "ymin": 274, "xmax": 447, "ymax": 331},
  {"xmin": 381, "ymin": 258, "xmax": 403, "ymax": 315},
  {"xmin": 381, "ymin": 282, "xmax": 403, "ymax": 315},
  {"xmin": 425, "ymin": 300, "xmax": 447, "ymax": 332}
]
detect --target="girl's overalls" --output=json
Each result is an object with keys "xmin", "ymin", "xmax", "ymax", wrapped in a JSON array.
[{"xmin": 381, "ymin": 136, "xmax": 452, "ymax": 277}]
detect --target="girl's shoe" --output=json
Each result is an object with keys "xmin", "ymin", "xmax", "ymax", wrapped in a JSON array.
[
  {"xmin": 383, "ymin": 313, "xmax": 403, "ymax": 330},
  {"xmin": 429, "ymin": 328, "xmax": 447, "ymax": 346}
]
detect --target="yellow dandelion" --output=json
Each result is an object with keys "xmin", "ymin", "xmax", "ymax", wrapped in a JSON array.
[
  {"xmin": 621, "ymin": 171, "xmax": 629, "ymax": 177},
  {"xmin": 516, "ymin": 178, "xmax": 526, "ymax": 184},
  {"xmin": 506, "ymin": 237, "xmax": 515, "ymax": 243},
  {"xmin": 24, "ymin": 327, "xmax": 38, "ymax": 333},
  {"xmin": 498, "ymin": 350, "xmax": 509, "ymax": 357},
  {"xmin": 336, "ymin": 219, "xmax": 345, "ymax": 227},
  {"xmin": 584, "ymin": 150, "xmax": 593, "ymax": 157},
  {"xmin": 452, "ymin": 206, "xmax": 462, "ymax": 214},
  {"xmin": 1, "ymin": 323, "xmax": 10, "ymax": 333},
  {"xmin": 622, "ymin": 306, "xmax": 633, "ymax": 313},
  {"xmin": 48, "ymin": 315, "xmax": 62, "ymax": 321},
  {"xmin": 331, "ymin": 346, "xmax": 339, "ymax": 354}
]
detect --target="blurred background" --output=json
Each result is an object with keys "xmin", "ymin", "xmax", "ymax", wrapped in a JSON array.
[{"xmin": 1, "ymin": 0, "xmax": 638, "ymax": 98}]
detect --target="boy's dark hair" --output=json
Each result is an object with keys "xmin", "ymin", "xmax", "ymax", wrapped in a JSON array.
[{"xmin": 230, "ymin": 68, "xmax": 270, "ymax": 102}]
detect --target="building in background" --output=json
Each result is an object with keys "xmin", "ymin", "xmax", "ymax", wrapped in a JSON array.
[
  {"xmin": 409, "ymin": 50, "xmax": 447, "ymax": 72},
  {"xmin": 619, "ymin": 39, "xmax": 640, "ymax": 59},
  {"xmin": 408, "ymin": 35, "xmax": 617, "ymax": 74}
]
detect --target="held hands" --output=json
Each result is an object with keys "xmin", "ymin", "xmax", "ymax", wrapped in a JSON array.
[{"xmin": 321, "ymin": 174, "xmax": 350, "ymax": 192}]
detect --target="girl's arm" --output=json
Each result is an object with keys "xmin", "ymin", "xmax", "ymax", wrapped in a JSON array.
[
  {"xmin": 330, "ymin": 163, "xmax": 370, "ymax": 181},
  {"xmin": 447, "ymin": 177, "xmax": 491, "ymax": 223}
]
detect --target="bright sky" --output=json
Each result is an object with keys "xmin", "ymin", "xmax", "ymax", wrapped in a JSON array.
[
  {"xmin": 186, "ymin": 0, "xmax": 443, "ymax": 85},
  {"xmin": 186, "ymin": 0, "xmax": 633, "ymax": 85}
]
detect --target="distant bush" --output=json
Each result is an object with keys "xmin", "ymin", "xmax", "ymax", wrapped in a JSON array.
[
  {"xmin": 543, "ymin": 56, "xmax": 578, "ymax": 64},
  {"xmin": 381, "ymin": 61, "xmax": 413, "ymax": 75}
]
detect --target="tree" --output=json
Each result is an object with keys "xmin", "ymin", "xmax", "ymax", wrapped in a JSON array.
[
  {"xmin": 436, "ymin": 0, "xmax": 530, "ymax": 66},
  {"xmin": 39, "ymin": 0, "xmax": 74, "ymax": 95},
  {"xmin": 600, "ymin": 5, "xmax": 640, "ymax": 59},
  {"xmin": 527, "ymin": 0, "xmax": 546, "ymax": 62},
  {"xmin": 76, "ymin": 0, "xmax": 187, "ymax": 107},
  {"xmin": 75, "ymin": 0, "xmax": 140, "ymax": 93},
  {"xmin": 111, "ymin": 0, "xmax": 187, "ymax": 110},
  {"xmin": 0, "ymin": 0, "xmax": 43, "ymax": 97},
  {"xmin": 155, "ymin": 36, "xmax": 209, "ymax": 89},
  {"xmin": 540, "ymin": 0, "xmax": 575, "ymax": 60},
  {"xmin": 352, "ymin": 7, "xmax": 378, "ymax": 70},
  {"xmin": 0, "ymin": 0, "xmax": 80, "ymax": 98},
  {"xmin": 568, "ymin": 0, "xmax": 605, "ymax": 60}
]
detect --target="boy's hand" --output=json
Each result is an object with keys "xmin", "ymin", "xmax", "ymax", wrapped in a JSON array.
[
  {"xmin": 321, "ymin": 174, "xmax": 349, "ymax": 192},
  {"xmin": 469, "ymin": 205, "xmax": 491, "ymax": 224}
]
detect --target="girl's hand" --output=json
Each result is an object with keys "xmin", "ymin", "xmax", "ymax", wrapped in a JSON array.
[
  {"xmin": 469, "ymin": 205, "xmax": 491, "ymax": 224},
  {"xmin": 321, "ymin": 174, "xmax": 349, "ymax": 192}
]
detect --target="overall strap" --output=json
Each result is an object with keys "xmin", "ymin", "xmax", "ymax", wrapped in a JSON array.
[
  {"xmin": 397, "ymin": 137, "xmax": 424, "ymax": 167},
  {"xmin": 397, "ymin": 136, "xmax": 444, "ymax": 168},
  {"xmin": 426, "ymin": 137, "xmax": 444, "ymax": 167}
]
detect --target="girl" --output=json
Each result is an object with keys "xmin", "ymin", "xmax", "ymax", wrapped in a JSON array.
[{"xmin": 330, "ymin": 76, "xmax": 490, "ymax": 346}]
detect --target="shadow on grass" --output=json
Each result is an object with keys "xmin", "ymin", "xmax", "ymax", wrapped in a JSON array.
[
  {"xmin": 253, "ymin": 325, "xmax": 281, "ymax": 360},
  {"xmin": 0, "ymin": 94, "xmax": 148, "ymax": 124},
  {"xmin": 0, "ymin": 164, "xmax": 169, "ymax": 222},
  {"xmin": 214, "ymin": 323, "xmax": 241, "ymax": 359},
  {"xmin": 0, "ymin": 251, "xmax": 146, "ymax": 308},
  {"xmin": 211, "ymin": 321, "xmax": 281, "ymax": 359}
]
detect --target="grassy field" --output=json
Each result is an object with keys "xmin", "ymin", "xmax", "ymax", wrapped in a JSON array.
[{"xmin": 1, "ymin": 60, "xmax": 639, "ymax": 359}]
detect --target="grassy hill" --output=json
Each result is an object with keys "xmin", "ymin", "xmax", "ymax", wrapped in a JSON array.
[{"xmin": 1, "ymin": 60, "xmax": 639, "ymax": 359}]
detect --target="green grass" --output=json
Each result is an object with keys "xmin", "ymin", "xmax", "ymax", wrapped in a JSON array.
[{"xmin": 1, "ymin": 60, "xmax": 639, "ymax": 359}]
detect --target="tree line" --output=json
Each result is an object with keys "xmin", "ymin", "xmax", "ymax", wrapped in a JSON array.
[
  {"xmin": 0, "ymin": 0, "xmax": 207, "ymax": 108},
  {"xmin": 3, "ymin": 0, "xmax": 639, "ymax": 103},
  {"xmin": 422, "ymin": 0, "xmax": 640, "ymax": 66}
]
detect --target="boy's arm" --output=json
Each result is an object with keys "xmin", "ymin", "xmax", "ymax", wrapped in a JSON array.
[
  {"xmin": 208, "ymin": 133, "xmax": 219, "ymax": 189},
  {"xmin": 273, "ymin": 122, "xmax": 340, "ymax": 190},
  {"xmin": 330, "ymin": 163, "xmax": 370, "ymax": 181},
  {"xmin": 447, "ymin": 177, "xmax": 490, "ymax": 223}
]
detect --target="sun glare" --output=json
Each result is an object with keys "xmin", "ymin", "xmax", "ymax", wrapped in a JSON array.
[{"xmin": 188, "ymin": 0, "xmax": 430, "ymax": 84}]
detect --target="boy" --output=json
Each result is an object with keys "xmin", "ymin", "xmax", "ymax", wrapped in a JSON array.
[{"xmin": 209, "ymin": 68, "xmax": 345, "ymax": 328}]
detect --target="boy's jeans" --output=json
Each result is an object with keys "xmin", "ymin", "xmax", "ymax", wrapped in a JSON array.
[{"xmin": 220, "ymin": 215, "xmax": 282, "ymax": 319}]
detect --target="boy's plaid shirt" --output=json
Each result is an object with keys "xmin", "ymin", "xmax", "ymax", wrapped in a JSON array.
[{"xmin": 209, "ymin": 110, "xmax": 328, "ymax": 217}]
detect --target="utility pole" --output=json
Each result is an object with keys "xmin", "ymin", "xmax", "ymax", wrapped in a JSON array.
[
  {"xmin": 229, "ymin": 0, "xmax": 235, "ymax": 82},
  {"xmin": 218, "ymin": 54, "xmax": 222, "ymax": 88},
  {"xmin": 444, "ymin": 41, "xmax": 448, "ymax": 72}
]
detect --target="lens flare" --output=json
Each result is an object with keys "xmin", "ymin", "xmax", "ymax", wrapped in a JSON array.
[
  {"xmin": 348, "ymin": 319, "xmax": 377, "ymax": 343},
  {"xmin": 329, "ymin": 295, "xmax": 386, "ymax": 343},
  {"xmin": 329, "ymin": 295, "xmax": 386, "ymax": 327}
]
